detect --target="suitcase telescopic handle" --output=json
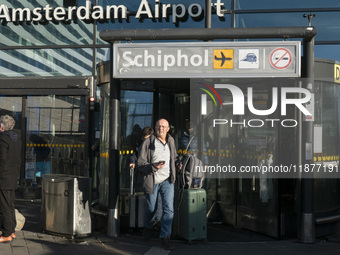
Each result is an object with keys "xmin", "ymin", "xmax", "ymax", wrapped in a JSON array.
[{"xmin": 130, "ymin": 167, "xmax": 134, "ymax": 195}]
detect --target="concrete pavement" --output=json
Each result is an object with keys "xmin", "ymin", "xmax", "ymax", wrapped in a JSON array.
[{"xmin": 3, "ymin": 199, "xmax": 339, "ymax": 255}]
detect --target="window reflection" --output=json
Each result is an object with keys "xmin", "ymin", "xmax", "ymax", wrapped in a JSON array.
[
  {"xmin": 314, "ymin": 82, "xmax": 339, "ymax": 159},
  {"xmin": 235, "ymin": 12, "xmax": 340, "ymax": 42},
  {"xmin": 314, "ymin": 82, "xmax": 340, "ymax": 219},
  {"xmin": 98, "ymin": 84, "xmax": 154, "ymax": 206},
  {"xmin": 120, "ymin": 89, "xmax": 153, "ymax": 190},
  {"xmin": 98, "ymin": 84, "xmax": 110, "ymax": 207},
  {"xmin": 0, "ymin": 49, "xmax": 92, "ymax": 77},
  {"xmin": 0, "ymin": 1, "xmax": 93, "ymax": 46},
  {"xmin": 235, "ymin": 0, "xmax": 340, "ymax": 9},
  {"xmin": 25, "ymin": 96, "xmax": 87, "ymax": 186}
]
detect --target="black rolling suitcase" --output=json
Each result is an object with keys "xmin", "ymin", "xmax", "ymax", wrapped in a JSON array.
[{"xmin": 129, "ymin": 167, "xmax": 145, "ymax": 229}]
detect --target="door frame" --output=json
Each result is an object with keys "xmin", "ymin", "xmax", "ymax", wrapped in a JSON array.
[{"xmin": 0, "ymin": 76, "xmax": 92, "ymax": 190}]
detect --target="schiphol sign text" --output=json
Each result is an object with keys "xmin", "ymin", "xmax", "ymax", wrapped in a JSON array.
[
  {"xmin": 114, "ymin": 41, "xmax": 301, "ymax": 78},
  {"xmin": 0, "ymin": 0, "xmax": 226, "ymax": 25}
]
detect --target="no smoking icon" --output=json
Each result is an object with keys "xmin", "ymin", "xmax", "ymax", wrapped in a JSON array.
[{"xmin": 270, "ymin": 48, "xmax": 292, "ymax": 69}]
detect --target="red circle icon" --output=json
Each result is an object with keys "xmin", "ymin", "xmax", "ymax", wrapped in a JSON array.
[{"xmin": 270, "ymin": 48, "xmax": 292, "ymax": 70}]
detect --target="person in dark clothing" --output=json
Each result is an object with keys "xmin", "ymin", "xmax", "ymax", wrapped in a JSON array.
[
  {"xmin": 129, "ymin": 126, "xmax": 154, "ymax": 170},
  {"xmin": 0, "ymin": 115, "xmax": 21, "ymax": 243}
]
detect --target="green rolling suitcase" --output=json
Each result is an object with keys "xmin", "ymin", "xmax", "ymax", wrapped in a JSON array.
[{"xmin": 174, "ymin": 189, "xmax": 207, "ymax": 243}]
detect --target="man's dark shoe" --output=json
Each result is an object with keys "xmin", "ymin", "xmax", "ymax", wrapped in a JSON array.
[
  {"xmin": 143, "ymin": 228, "xmax": 153, "ymax": 240},
  {"xmin": 161, "ymin": 236, "xmax": 175, "ymax": 250}
]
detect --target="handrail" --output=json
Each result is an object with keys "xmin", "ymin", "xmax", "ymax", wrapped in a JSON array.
[
  {"xmin": 91, "ymin": 199, "xmax": 108, "ymax": 218},
  {"xmin": 315, "ymin": 215, "xmax": 340, "ymax": 225}
]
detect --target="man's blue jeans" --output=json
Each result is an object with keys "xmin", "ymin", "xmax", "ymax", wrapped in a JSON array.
[{"xmin": 145, "ymin": 179, "xmax": 174, "ymax": 238}]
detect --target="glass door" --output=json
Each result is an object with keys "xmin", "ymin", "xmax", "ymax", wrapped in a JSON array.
[
  {"xmin": 231, "ymin": 84, "xmax": 279, "ymax": 237},
  {"xmin": 120, "ymin": 89, "xmax": 154, "ymax": 192},
  {"xmin": 25, "ymin": 96, "xmax": 88, "ymax": 187},
  {"xmin": 97, "ymin": 79, "xmax": 190, "ymax": 210},
  {"xmin": 98, "ymin": 82, "xmax": 154, "ymax": 207},
  {"xmin": 192, "ymin": 78, "xmax": 280, "ymax": 237}
]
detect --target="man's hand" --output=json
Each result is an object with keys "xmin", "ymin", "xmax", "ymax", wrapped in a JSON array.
[
  {"xmin": 153, "ymin": 162, "xmax": 165, "ymax": 169},
  {"xmin": 129, "ymin": 163, "xmax": 135, "ymax": 169}
]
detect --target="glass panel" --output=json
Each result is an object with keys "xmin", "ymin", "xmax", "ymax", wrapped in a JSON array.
[
  {"xmin": 314, "ymin": 179, "xmax": 340, "ymax": 216},
  {"xmin": 236, "ymin": 13, "xmax": 306, "ymax": 28},
  {"xmin": 120, "ymin": 89, "xmax": 153, "ymax": 190},
  {"xmin": 99, "ymin": 0, "xmax": 147, "ymax": 10},
  {"xmin": 211, "ymin": 14, "xmax": 232, "ymax": 28},
  {"xmin": 98, "ymin": 85, "xmax": 153, "ymax": 206},
  {"xmin": 96, "ymin": 48, "xmax": 110, "ymax": 63},
  {"xmin": 316, "ymin": 45, "xmax": 340, "ymax": 62},
  {"xmin": 191, "ymin": 78, "xmax": 280, "ymax": 236},
  {"xmin": 0, "ymin": 49, "xmax": 92, "ymax": 77},
  {"xmin": 235, "ymin": 0, "xmax": 340, "ymax": 10},
  {"xmin": 121, "ymin": 90, "xmax": 153, "ymax": 148},
  {"xmin": 0, "ymin": 0, "xmax": 93, "ymax": 46},
  {"xmin": 25, "ymin": 95, "xmax": 87, "ymax": 187},
  {"xmin": 97, "ymin": 14, "xmax": 205, "ymax": 31},
  {"xmin": 314, "ymin": 82, "xmax": 339, "ymax": 159},
  {"xmin": 235, "ymin": 12, "xmax": 340, "ymax": 42},
  {"xmin": 313, "ymin": 83, "xmax": 340, "ymax": 224},
  {"xmin": 98, "ymin": 83, "xmax": 110, "ymax": 207},
  {"xmin": 0, "ymin": 97, "xmax": 22, "ymax": 116},
  {"xmin": 175, "ymin": 95, "xmax": 191, "ymax": 152},
  {"xmin": 97, "ymin": 80, "xmax": 190, "ymax": 206},
  {"xmin": 98, "ymin": 0, "xmax": 225, "ymax": 10},
  {"xmin": 97, "ymin": 0, "xmax": 211, "ymax": 31}
]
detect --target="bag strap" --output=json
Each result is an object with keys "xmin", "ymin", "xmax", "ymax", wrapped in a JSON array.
[
  {"xmin": 185, "ymin": 135, "xmax": 195, "ymax": 152},
  {"xmin": 180, "ymin": 135, "xmax": 195, "ymax": 189}
]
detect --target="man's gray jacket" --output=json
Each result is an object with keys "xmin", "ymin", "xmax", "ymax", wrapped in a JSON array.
[{"xmin": 137, "ymin": 134, "xmax": 179, "ymax": 194}]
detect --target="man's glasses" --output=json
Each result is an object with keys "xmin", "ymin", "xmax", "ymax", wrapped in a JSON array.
[{"xmin": 156, "ymin": 125, "xmax": 168, "ymax": 129}]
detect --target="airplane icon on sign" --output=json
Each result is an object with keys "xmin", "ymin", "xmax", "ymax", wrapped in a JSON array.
[{"xmin": 214, "ymin": 52, "xmax": 233, "ymax": 67}]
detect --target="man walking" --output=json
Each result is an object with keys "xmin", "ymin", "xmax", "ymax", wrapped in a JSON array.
[
  {"xmin": 137, "ymin": 119, "xmax": 180, "ymax": 250},
  {"xmin": 0, "ymin": 115, "xmax": 21, "ymax": 243}
]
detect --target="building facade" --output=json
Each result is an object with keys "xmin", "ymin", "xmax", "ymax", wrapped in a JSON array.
[{"xmin": 1, "ymin": 0, "xmax": 340, "ymax": 240}]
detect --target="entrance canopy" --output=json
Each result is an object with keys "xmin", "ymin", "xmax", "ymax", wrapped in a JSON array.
[{"xmin": 99, "ymin": 26, "xmax": 318, "ymax": 242}]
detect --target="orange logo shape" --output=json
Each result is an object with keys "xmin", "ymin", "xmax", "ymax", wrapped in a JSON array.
[{"xmin": 213, "ymin": 49, "xmax": 233, "ymax": 69}]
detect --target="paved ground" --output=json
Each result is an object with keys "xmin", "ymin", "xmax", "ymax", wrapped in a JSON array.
[{"xmin": 1, "ymin": 199, "xmax": 339, "ymax": 255}]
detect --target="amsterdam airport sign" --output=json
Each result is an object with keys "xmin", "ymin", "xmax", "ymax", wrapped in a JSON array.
[
  {"xmin": 113, "ymin": 41, "xmax": 301, "ymax": 78},
  {"xmin": 0, "ymin": 0, "xmax": 226, "ymax": 25}
]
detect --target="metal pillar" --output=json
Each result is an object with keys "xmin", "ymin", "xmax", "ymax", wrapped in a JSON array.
[
  {"xmin": 300, "ymin": 36, "xmax": 315, "ymax": 244},
  {"xmin": 205, "ymin": 0, "xmax": 211, "ymax": 29},
  {"xmin": 107, "ymin": 44, "xmax": 121, "ymax": 238}
]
